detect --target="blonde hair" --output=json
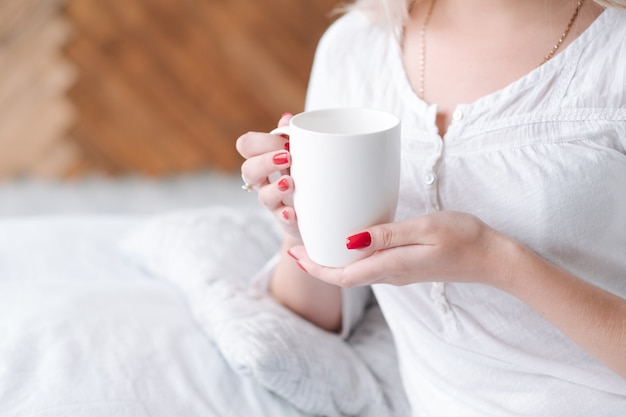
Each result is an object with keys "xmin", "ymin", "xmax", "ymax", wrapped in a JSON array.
[{"xmin": 346, "ymin": 0, "xmax": 626, "ymax": 28}]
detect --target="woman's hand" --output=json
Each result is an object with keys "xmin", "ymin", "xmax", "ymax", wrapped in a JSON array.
[
  {"xmin": 236, "ymin": 113, "xmax": 300, "ymax": 239},
  {"xmin": 289, "ymin": 210, "xmax": 626, "ymax": 378},
  {"xmin": 287, "ymin": 211, "xmax": 508, "ymax": 288},
  {"xmin": 237, "ymin": 113, "xmax": 342, "ymax": 333}
]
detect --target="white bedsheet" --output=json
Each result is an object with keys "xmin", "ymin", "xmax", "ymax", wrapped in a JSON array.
[
  {"xmin": 0, "ymin": 210, "xmax": 408, "ymax": 417},
  {"xmin": 0, "ymin": 215, "xmax": 310, "ymax": 416}
]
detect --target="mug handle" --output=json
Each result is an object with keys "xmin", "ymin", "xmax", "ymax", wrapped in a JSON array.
[{"xmin": 269, "ymin": 126, "xmax": 291, "ymax": 137}]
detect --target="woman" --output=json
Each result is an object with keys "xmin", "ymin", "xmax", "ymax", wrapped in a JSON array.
[{"xmin": 236, "ymin": 0, "xmax": 626, "ymax": 415}]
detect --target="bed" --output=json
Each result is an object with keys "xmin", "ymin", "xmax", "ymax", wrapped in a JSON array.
[{"xmin": 0, "ymin": 204, "xmax": 409, "ymax": 416}]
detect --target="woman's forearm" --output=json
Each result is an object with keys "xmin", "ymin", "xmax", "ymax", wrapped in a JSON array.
[
  {"xmin": 269, "ymin": 235, "xmax": 343, "ymax": 333},
  {"xmin": 495, "ymin": 237, "xmax": 626, "ymax": 379}
]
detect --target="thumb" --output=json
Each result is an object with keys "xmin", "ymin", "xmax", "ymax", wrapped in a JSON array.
[{"xmin": 345, "ymin": 222, "xmax": 404, "ymax": 252}]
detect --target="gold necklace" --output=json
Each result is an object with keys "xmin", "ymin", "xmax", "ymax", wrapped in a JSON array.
[
  {"xmin": 417, "ymin": 0, "xmax": 436, "ymax": 100},
  {"xmin": 542, "ymin": 0, "xmax": 586, "ymax": 64},
  {"xmin": 418, "ymin": 0, "xmax": 586, "ymax": 100}
]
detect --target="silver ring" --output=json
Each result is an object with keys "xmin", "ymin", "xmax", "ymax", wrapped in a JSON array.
[{"xmin": 241, "ymin": 172, "xmax": 254, "ymax": 192}]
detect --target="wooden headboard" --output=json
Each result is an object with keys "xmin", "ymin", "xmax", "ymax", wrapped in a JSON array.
[{"xmin": 0, "ymin": 0, "xmax": 339, "ymax": 178}]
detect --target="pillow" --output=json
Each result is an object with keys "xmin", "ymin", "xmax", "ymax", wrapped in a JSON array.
[{"xmin": 120, "ymin": 206, "xmax": 409, "ymax": 417}]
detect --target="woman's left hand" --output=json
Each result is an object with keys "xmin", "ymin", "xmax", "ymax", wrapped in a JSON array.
[
  {"xmin": 287, "ymin": 211, "xmax": 509, "ymax": 288},
  {"xmin": 290, "ymin": 211, "xmax": 626, "ymax": 379}
]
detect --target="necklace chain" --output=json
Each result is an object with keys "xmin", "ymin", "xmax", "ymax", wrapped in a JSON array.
[
  {"xmin": 542, "ymin": 0, "xmax": 586, "ymax": 64},
  {"xmin": 417, "ymin": 0, "xmax": 436, "ymax": 100},
  {"xmin": 418, "ymin": 0, "xmax": 586, "ymax": 100}
]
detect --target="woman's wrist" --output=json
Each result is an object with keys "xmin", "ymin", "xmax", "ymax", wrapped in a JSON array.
[
  {"xmin": 482, "ymin": 231, "xmax": 532, "ymax": 293},
  {"xmin": 269, "ymin": 233, "xmax": 342, "ymax": 332},
  {"xmin": 485, "ymin": 231, "xmax": 563, "ymax": 303}
]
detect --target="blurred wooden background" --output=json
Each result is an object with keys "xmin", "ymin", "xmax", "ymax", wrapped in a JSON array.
[{"xmin": 0, "ymin": 0, "xmax": 339, "ymax": 178}]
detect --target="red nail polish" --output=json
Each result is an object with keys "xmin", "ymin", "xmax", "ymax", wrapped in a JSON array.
[
  {"xmin": 286, "ymin": 250, "xmax": 308, "ymax": 272},
  {"xmin": 346, "ymin": 231, "xmax": 372, "ymax": 250},
  {"xmin": 278, "ymin": 178, "xmax": 289, "ymax": 191},
  {"xmin": 281, "ymin": 209, "xmax": 289, "ymax": 220},
  {"xmin": 280, "ymin": 133, "xmax": 290, "ymax": 140},
  {"xmin": 273, "ymin": 152, "xmax": 289, "ymax": 165},
  {"xmin": 295, "ymin": 261, "xmax": 308, "ymax": 273},
  {"xmin": 283, "ymin": 141, "xmax": 290, "ymax": 151}
]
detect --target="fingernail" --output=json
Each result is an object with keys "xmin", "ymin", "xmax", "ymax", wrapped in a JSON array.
[
  {"xmin": 273, "ymin": 152, "xmax": 289, "ymax": 165},
  {"xmin": 295, "ymin": 261, "xmax": 308, "ymax": 273},
  {"xmin": 283, "ymin": 141, "xmax": 290, "ymax": 151},
  {"xmin": 281, "ymin": 112, "xmax": 293, "ymax": 118},
  {"xmin": 277, "ymin": 178, "xmax": 289, "ymax": 191},
  {"xmin": 281, "ymin": 209, "xmax": 289, "ymax": 220},
  {"xmin": 280, "ymin": 133, "xmax": 290, "ymax": 140},
  {"xmin": 346, "ymin": 231, "xmax": 372, "ymax": 250},
  {"xmin": 287, "ymin": 250, "xmax": 307, "ymax": 272}
]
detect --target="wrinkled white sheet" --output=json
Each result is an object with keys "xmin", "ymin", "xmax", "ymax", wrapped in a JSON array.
[
  {"xmin": 120, "ymin": 207, "xmax": 408, "ymax": 417},
  {"xmin": 0, "ymin": 212, "xmax": 408, "ymax": 417},
  {"xmin": 0, "ymin": 216, "xmax": 310, "ymax": 417}
]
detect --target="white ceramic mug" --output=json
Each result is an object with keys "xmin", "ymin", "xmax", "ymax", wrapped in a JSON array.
[{"xmin": 271, "ymin": 108, "xmax": 401, "ymax": 267}]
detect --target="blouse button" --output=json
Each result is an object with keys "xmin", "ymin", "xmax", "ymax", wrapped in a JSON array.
[
  {"xmin": 425, "ymin": 172, "xmax": 437, "ymax": 185},
  {"xmin": 452, "ymin": 109, "xmax": 464, "ymax": 121}
]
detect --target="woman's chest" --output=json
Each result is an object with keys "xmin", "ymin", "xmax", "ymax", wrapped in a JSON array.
[{"xmin": 396, "ymin": 122, "xmax": 626, "ymax": 254}]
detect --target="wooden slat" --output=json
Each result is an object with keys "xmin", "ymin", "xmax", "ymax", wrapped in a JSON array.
[
  {"xmin": 0, "ymin": 96, "xmax": 74, "ymax": 177},
  {"xmin": 66, "ymin": 37, "xmax": 211, "ymax": 175},
  {"xmin": 0, "ymin": 0, "xmax": 67, "ymax": 47},
  {"xmin": 0, "ymin": 16, "xmax": 73, "ymax": 109},
  {"xmin": 0, "ymin": 7, "xmax": 77, "ymax": 178},
  {"xmin": 62, "ymin": 0, "xmax": 339, "ymax": 175},
  {"xmin": 29, "ymin": 139, "xmax": 81, "ymax": 178},
  {"xmin": 0, "ymin": 0, "xmax": 339, "ymax": 178}
]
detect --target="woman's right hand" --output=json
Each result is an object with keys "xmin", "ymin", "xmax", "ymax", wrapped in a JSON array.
[
  {"xmin": 238, "ymin": 113, "xmax": 343, "ymax": 333},
  {"xmin": 236, "ymin": 113, "xmax": 300, "ymax": 239}
]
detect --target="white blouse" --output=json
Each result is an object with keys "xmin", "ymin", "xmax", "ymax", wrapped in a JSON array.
[{"xmin": 305, "ymin": 8, "xmax": 626, "ymax": 417}]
